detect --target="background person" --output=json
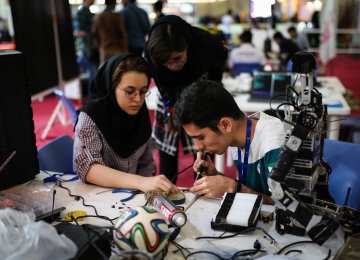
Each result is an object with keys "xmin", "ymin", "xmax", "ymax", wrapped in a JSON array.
[
  {"xmin": 144, "ymin": 15, "xmax": 228, "ymax": 184},
  {"xmin": 228, "ymin": 30, "xmax": 266, "ymax": 73},
  {"xmin": 287, "ymin": 26, "xmax": 310, "ymax": 50},
  {"xmin": 273, "ymin": 31, "xmax": 300, "ymax": 70},
  {"xmin": 74, "ymin": 0, "xmax": 98, "ymax": 96},
  {"xmin": 173, "ymin": 80, "xmax": 285, "ymax": 204},
  {"xmin": 92, "ymin": 0, "xmax": 128, "ymax": 66},
  {"xmin": 120, "ymin": 0, "xmax": 151, "ymax": 55},
  {"xmin": 73, "ymin": 54, "xmax": 178, "ymax": 193}
]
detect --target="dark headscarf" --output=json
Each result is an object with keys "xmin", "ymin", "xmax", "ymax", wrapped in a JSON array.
[{"xmin": 79, "ymin": 54, "xmax": 151, "ymax": 158}]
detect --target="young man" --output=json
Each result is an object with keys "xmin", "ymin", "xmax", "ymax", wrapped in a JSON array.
[
  {"xmin": 173, "ymin": 80, "xmax": 285, "ymax": 204},
  {"xmin": 228, "ymin": 30, "xmax": 266, "ymax": 72}
]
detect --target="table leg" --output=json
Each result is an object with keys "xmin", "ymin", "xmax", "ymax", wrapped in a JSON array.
[{"xmin": 327, "ymin": 115, "xmax": 340, "ymax": 140}]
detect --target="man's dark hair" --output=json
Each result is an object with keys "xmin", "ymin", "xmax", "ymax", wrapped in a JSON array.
[
  {"xmin": 105, "ymin": 0, "xmax": 116, "ymax": 5},
  {"xmin": 146, "ymin": 23, "xmax": 188, "ymax": 64},
  {"xmin": 287, "ymin": 26, "xmax": 296, "ymax": 33},
  {"xmin": 153, "ymin": 0, "xmax": 163, "ymax": 12},
  {"xmin": 173, "ymin": 80, "xmax": 245, "ymax": 132},
  {"xmin": 273, "ymin": 31, "xmax": 284, "ymax": 40},
  {"xmin": 239, "ymin": 30, "xmax": 252, "ymax": 43}
]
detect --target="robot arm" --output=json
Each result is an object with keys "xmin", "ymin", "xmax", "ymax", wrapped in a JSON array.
[{"xmin": 267, "ymin": 51, "xmax": 344, "ymax": 250}]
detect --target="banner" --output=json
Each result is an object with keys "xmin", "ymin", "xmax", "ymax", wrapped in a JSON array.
[{"xmin": 319, "ymin": 0, "xmax": 337, "ymax": 65}]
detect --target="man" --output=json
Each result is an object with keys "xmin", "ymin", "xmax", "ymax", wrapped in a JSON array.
[
  {"xmin": 93, "ymin": 0, "xmax": 128, "ymax": 66},
  {"xmin": 120, "ymin": 0, "xmax": 150, "ymax": 55},
  {"xmin": 287, "ymin": 26, "xmax": 310, "ymax": 50},
  {"xmin": 75, "ymin": 0, "xmax": 97, "ymax": 96},
  {"xmin": 173, "ymin": 80, "xmax": 285, "ymax": 204},
  {"xmin": 153, "ymin": 0, "xmax": 165, "ymax": 21},
  {"xmin": 228, "ymin": 30, "xmax": 266, "ymax": 72},
  {"xmin": 273, "ymin": 31, "xmax": 300, "ymax": 69}
]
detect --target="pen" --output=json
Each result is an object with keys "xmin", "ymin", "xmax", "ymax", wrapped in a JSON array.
[{"xmin": 194, "ymin": 152, "xmax": 208, "ymax": 182}]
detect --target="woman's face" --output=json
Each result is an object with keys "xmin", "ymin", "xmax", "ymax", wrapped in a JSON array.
[
  {"xmin": 114, "ymin": 71, "xmax": 149, "ymax": 115},
  {"xmin": 163, "ymin": 50, "xmax": 187, "ymax": 71}
]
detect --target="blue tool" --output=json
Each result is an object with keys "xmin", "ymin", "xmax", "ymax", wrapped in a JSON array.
[{"xmin": 112, "ymin": 189, "xmax": 142, "ymax": 202}]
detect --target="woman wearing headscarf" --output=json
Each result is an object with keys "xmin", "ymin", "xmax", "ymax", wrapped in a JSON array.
[
  {"xmin": 144, "ymin": 15, "xmax": 228, "ymax": 183},
  {"xmin": 73, "ymin": 54, "xmax": 178, "ymax": 193}
]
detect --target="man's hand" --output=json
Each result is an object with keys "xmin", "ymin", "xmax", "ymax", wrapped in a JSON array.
[
  {"xmin": 190, "ymin": 175, "xmax": 236, "ymax": 198},
  {"xmin": 193, "ymin": 151, "xmax": 218, "ymax": 176}
]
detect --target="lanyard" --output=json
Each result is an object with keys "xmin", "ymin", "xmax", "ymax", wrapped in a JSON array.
[
  {"xmin": 237, "ymin": 118, "xmax": 252, "ymax": 191},
  {"xmin": 163, "ymin": 99, "xmax": 172, "ymax": 123}
]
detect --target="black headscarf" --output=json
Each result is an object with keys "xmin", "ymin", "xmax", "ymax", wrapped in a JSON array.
[{"xmin": 79, "ymin": 54, "xmax": 151, "ymax": 158}]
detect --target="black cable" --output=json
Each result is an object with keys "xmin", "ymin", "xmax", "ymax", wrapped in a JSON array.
[
  {"xmin": 58, "ymin": 180, "xmax": 99, "ymax": 215},
  {"xmin": 73, "ymin": 223, "xmax": 110, "ymax": 260},
  {"xmin": 231, "ymin": 249, "xmax": 260, "ymax": 259},
  {"xmin": 185, "ymin": 250, "xmax": 226, "ymax": 260},
  {"xmin": 323, "ymin": 249, "xmax": 331, "ymax": 260},
  {"xmin": 171, "ymin": 163, "xmax": 194, "ymax": 182},
  {"xmin": 277, "ymin": 240, "xmax": 315, "ymax": 255},
  {"xmin": 57, "ymin": 180, "xmax": 115, "ymax": 225},
  {"xmin": 284, "ymin": 249, "xmax": 302, "ymax": 255},
  {"xmin": 51, "ymin": 189, "xmax": 56, "ymax": 221},
  {"xmin": 196, "ymin": 226, "xmax": 276, "ymax": 243}
]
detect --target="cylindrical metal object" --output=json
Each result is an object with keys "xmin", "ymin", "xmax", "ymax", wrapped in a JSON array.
[{"xmin": 152, "ymin": 195, "xmax": 187, "ymax": 227}]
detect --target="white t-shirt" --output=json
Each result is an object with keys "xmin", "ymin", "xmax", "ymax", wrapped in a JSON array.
[{"xmin": 228, "ymin": 43, "xmax": 267, "ymax": 68}]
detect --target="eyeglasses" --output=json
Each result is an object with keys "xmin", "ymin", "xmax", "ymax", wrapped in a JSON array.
[
  {"xmin": 121, "ymin": 88, "xmax": 150, "ymax": 99},
  {"xmin": 164, "ymin": 55, "xmax": 187, "ymax": 69}
]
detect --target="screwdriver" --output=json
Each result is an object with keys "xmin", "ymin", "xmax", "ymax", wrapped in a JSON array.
[{"xmin": 194, "ymin": 152, "xmax": 208, "ymax": 182}]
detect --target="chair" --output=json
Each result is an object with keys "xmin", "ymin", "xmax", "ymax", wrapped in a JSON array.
[
  {"xmin": 233, "ymin": 62, "xmax": 261, "ymax": 76},
  {"xmin": 324, "ymin": 139, "xmax": 360, "ymax": 210},
  {"xmin": 38, "ymin": 134, "xmax": 74, "ymax": 173},
  {"xmin": 53, "ymin": 88, "xmax": 78, "ymax": 126},
  {"xmin": 41, "ymin": 88, "xmax": 79, "ymax": 140}
]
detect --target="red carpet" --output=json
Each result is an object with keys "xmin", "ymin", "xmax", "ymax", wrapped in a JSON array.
[{"xmin": 31, "ymin": 94, "xmax": 237, "ymax": 188}]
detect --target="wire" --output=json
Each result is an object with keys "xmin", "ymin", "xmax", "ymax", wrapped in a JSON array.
[
  {"xmin": 276, "ymin": 240, "xmax": 315, "ymax": 255},
  {"xmin": 323, "ymin": 249, "xmax": 332, "ymax": 260},
  {"xmin": 196, "ymin": 226, "xmax": 276, "ymax": 243},
  {"xmin": 185, "ymin": 250, "xmax": 226, "ymax": 260},
  {"xmin": 231, "ymin": 249, "xmax": 261, "ymax": 259},
  {"xmin": 284, "ymin": 249, "xmax": 302, "ymax": 255},
  {"xmin": 57, "ymin": 180, "xmax": 115, "ymax": 225},
  {"xmin": 169, "ymin": 241, "xmax": 187, "ymax": 259},
  {"xmin": 171, "ymin": 163, "xmax": 194, "ymax": 182}
]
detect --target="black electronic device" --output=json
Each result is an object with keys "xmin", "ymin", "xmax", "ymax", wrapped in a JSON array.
[
  {"xmin": 248, "ymin": 72, "xmax": 292, "ymax": 103},
  {"xmin": 247, "ymin": 72, "xmax": 272, "ymax": 101},
  {"xmin": 0, "ymin": 50, "xmax": 39, "ymax": 190},
  {"xmin": 55, "ymin": 222, "xmax": 112, "ymax": 260}
]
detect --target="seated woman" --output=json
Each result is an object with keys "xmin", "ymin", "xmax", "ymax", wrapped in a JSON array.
[{"xmin": 73, "ymin": 54, "xmax": 178, "ymax": 193}]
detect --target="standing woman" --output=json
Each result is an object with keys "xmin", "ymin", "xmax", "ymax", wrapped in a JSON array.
[
  {"xmin": 73, "ymin": 54, "xmax": 178, "ymax": 193},
  {"xmin": 144, "ymin": 15, "xmax": 228, "ymax": 183}
]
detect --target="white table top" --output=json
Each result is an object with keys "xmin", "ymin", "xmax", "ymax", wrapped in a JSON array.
[
  {"xmin": 224, "ymin": 75, "xmax": 350, "ymax": 117},
  {"xmin": 233, "ymin": 92, "xmax": 351, "ymax": 116},
  {"xmin": 37, "ymin": 174, "xmax": 334, "ymax": 259}
]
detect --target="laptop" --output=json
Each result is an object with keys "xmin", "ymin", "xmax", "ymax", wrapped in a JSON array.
[{"xmin": 247, "ymin": 72, "xmax": 292, "ymax": 103}]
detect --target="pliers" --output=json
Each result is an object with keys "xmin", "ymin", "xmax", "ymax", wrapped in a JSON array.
[{"xmin": 112, "ymin": 189, "xmax": 142, "ymax": 202}]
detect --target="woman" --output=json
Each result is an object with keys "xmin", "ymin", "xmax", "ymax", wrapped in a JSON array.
[
  {"xmin": 73, "ymin": 54, "xmax": 178, "ymax": 193},
  {"xmin": 144, "ymin": 15, "xmax": 228, "ymax": 183}
]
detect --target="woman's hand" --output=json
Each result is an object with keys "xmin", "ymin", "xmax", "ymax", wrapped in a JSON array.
[{"xmin": 140, "ymin": 175, "xmax": 179, "ymax": 194}]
